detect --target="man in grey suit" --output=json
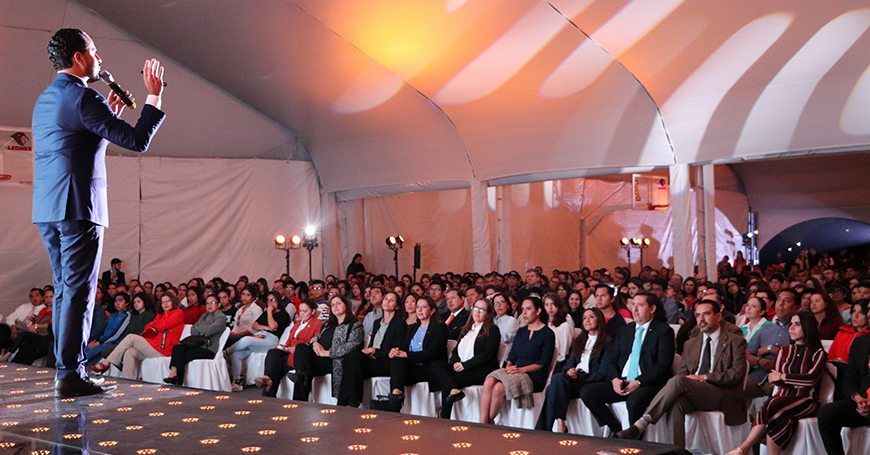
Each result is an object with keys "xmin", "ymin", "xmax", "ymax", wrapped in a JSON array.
[{"xmin": 32, "ymin": 29, "xmax": 166, "ymax": 397}]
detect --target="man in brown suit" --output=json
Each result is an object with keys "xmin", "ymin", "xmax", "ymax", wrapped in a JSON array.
[{"xmin": 618, "ymin": 300, "xmax": 747, "ymax": 448}]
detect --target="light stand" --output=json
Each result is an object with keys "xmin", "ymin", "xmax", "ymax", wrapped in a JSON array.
[
  {"xmin": 303, "ymin": 227, "xmax": 319, "ymax": 281},
  {"xmin": 274, "ymin": 234, "xmax": 301, "ymax": 276},
  {"xmin": 386, "ymin": 235, "xmax": 404, "ymax": 278},
  {"xmin": 619, "ymin": 237, "xmax": 652, "ymax": 277}
]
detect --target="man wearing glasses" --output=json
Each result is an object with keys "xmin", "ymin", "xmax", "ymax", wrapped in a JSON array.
[
  {"xmin": 745, "ymin": 288, "xmax": 800, "ymax": 398},
  {"xmin": 430, "ymin": 280, "xmax": 448, "ymax": 316},
  {"xmin": 309, "ymin": 280, "xmax": 329, "ymax": 321}
]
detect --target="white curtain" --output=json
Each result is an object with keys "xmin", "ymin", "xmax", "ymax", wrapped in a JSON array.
[{"xmin": 0, "ymin": 156, "xmax": 319, "ymax": 314}]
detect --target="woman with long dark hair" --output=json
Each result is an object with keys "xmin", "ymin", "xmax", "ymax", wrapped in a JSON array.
[
  {"xmin": 536, "ymin": 307, "xmax": 612, "ymax": 432},
  {"xmin": 437, "ymin": 298, "xmax": 501, "ymax": 419},
  {"xmin": 480, "ymin": 296, "xmax": 555, "ymax": 425},
  {"xmin": 808, "ymin": 290, "xmax": 844, "ymax": 340},
  {"xmin": 227, "ymin": 290, "xmax": 291, "ymax": 391},
  {"xmin": 163, "ymin": 295, "xmax": 227, "ymax": 385},
  {"xmin": 255, "ymin": 299, "xmax": 323, "ymax": 397},
  {"xmin": 360, "ymin": 291, "xmax": 407, "ymax": 380},
  {"xmin": 292, "ymin": 295, "xmax": 364, "ymax": 406},
  {"xmin": 492, "ymin": 292, "xmax": 518, "ymax": 345},
  {"xmin": 92, "ymin": 293, "xmax": 184, "ymax": 379},
  {"xmin": 726, "ymin": 311, "xmax": 827, "ymax": 455},
  {"xmin": 593, "ymin": 284, "xmax": 628, "ymax": 335},
  {"xmin": 383, "ymin": 295, "xmax": 448, "ymax": 412},
  {"xmin": 543, "ymin": 292, "xmax": 574, "ymax": 371}
]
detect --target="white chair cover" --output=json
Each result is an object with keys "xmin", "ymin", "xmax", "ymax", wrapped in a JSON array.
[
  {"xmin": 140, "ymin": 325, "xmax": 192, "ymax": 383},
  {"xmin": 275, "ymin": 373, "xmax": 337, "ymax": 405},
  {"xmin": 312, "ymin": 374, "xmax": 337, "ymax": 405},
  {"xmin": 403, "ymin": 381, "xmax": 440, "ymax": 417},
  {"xmin": 564, "ymin": 399, "xmax": 607, "ymax": 436},
  {"xmin": 244, "ymin": 326, "xmax": 292, "ymax": 385},
  {"xmin": 362, "ymin": 377, "xmax": 391, "ymax": 407},
  {"xmin": 183, "ymin": 327, "xmax": 232, "ymax": 392},
  {"xmin": 451, "ymin": 385, "xmax": 483, "ymax": 423}
]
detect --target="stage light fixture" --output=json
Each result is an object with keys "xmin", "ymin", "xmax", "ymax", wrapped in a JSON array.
[
  {"xmin": 386, "ymin": 234, "xmax": 405, "ymax": 277},
  {"xmin": 620, "ymin": 237, "xmax": 630, "ymax": 246},
  {"xmin": 387, "ymin": 236, "xmax": 397, "ymax": 246},
  {"xmin": 275, "ymin": 235, "xmax": 286, "ymax": 246},
  {"xmin": 304, "ymin": 225, "xmax": 316, "ymax": 237},
  {"xmin": 290, "ymin": 235, "xmax": 301, "ymax": 246}
]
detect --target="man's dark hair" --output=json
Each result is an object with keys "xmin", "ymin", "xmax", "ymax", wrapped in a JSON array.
[
  {"xmin": 111, "ymin": 258, "xmax": 122, "ymax": 265},
  {"xmin": 694, "ymin": 299, "xmax": 721, "ymax": 314},
  {"xmin": 47, "ymin": 29, "xmax": 88, "ymax": 71},
  {"xmin": 30, "ymin": 287, "xmax": 45, "ymax": 296}
]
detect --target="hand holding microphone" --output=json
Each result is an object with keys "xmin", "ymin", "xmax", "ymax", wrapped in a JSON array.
[{"xmin": 99, "ymin": 58, "xmax": 166, "ymax": 113}]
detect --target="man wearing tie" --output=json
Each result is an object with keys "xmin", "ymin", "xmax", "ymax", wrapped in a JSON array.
[
  {"xmin": 32, "ymin": 29, "xmax": 166, "ymax": 397},
  {"xmin": 579, "ymin": 291, "xmax": 675, "ymax": 436},
  {"xmin": 617, "ymin": 300, "xmax": 747, "ymax": 447},
  {"xmin": 444, "ymin": 288, "xmax": 469, "ymax": 340}
]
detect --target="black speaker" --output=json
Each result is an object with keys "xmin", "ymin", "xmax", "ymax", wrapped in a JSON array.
[{"xmin": 413, "ymin": 243, "xmax": 421, "ymax": 269}]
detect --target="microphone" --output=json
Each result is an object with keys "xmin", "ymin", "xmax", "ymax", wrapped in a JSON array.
[{"xmin": 99, "ymin": 70, "xmax": 136, "ymax": 109}]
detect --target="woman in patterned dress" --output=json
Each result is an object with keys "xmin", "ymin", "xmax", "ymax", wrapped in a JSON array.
[{"xmin": 726, "ymin": 310, "xmax": 827, "ymax": 455}]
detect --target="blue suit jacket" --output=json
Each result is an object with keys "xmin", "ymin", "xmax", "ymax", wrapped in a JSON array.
[{"xmin": 32, "ymin": 73, "xmax": 165, "ymax": 227}]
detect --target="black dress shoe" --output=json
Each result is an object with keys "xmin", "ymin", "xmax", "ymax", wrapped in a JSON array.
[
  {"xmin": 446, "ymin": 391, "xmax": 466, "ymax": 404},
  {"xmin": 616, "ymin": 425, "xmax": 642, "ymax": 440},
  {"xmin": 55, "ymin": 377, "xmax": 117, "ymax": 398},
  {"xmin": 163, "ymin": 376, "xmax": 182, "ymax": 385}
]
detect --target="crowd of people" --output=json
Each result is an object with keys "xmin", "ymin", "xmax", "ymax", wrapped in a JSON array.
[{"xmin": 2, "ymin": 250, "xmax": 870, "ymax": 455}]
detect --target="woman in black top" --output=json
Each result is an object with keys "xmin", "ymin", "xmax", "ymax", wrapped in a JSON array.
[
  {"xmin": 383, "ymin": 295, "xmax": 448, "ymax": 412},
  {"xmin": 292, "ymin": 295, "xmax": 364, "ymax": 406},
  {"xmin": 361, "ymin": 291, "xmax": 407, "ymax": 379},
  {"xmin": 536, "ymin": 307, "xmax": 613, "ymax": 432},
  {"xmin": 437, "ymin": 298, "xmax": 501, "ymax": 419},
  {"xmin": 227, "ymin": 291, "xmax": 291, "ymax": 391}
]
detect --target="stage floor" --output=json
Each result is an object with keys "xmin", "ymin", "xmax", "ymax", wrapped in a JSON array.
[{"xmin": 0, "ymin": 364, "xmax": 688, "ymax": 454}]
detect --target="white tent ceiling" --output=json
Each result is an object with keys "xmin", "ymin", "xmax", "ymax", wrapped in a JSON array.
[{"xmin": 4, "ymin": 0, "xmax": 869, "ymax": 197}]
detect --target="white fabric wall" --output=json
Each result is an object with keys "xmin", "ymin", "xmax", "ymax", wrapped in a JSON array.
[
  {"xmin": 0, "ymin": 157, "xmax": 319, "ymax": 315},
  {"xmin": 336, "ymin": 178, "xmax": 748, "ymax": 277}
]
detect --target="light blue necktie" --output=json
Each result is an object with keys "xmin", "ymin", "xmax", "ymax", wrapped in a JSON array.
[{"xmin": 626, "ymin": 326, "xmax": 645, "ymax": 381}]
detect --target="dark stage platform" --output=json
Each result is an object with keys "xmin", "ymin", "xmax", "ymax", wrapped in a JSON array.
[{"xmin": 0, "ymin": 364, "xmax": 688, "ymax": 454}]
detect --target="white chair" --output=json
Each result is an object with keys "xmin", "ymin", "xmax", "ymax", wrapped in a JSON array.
[
  {"xmin": 609, "ymin": 353, "xmax": 682, "ymax": 442},
  {"xmin": 275, "ymin": 373, "xmax": 338, "ymax": 405},
  {"xmin": 183, "ymin": 327, "xmax": 232, "ymax": 392},
  {"xmin": 402, "ymin": 381, "xmax": 440, "ymax": 417},
  {"xmin": 494, "ymin": 345, "xmax": 559, "ymax": 429},
  {"xmin": 140, "ymin": 325, "xmax": 192, "ymax": 383},
  {"xmin": 758, "ymin": 371, "xmax": 870, "ymax": 455},
  {"xmin": 451, "ymin": 342, "xmax": 509, "ymax": 423},
  {"xmin": 244, "ymin": 326, "xmax": 291, "ymax": 385}
]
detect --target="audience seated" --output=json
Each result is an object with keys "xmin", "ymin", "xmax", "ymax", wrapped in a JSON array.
[
  {"xmin": 384, "ymin": 295, "xmax": 448, "ymax": 412},
  {"xmin": 579, "ymin": 292, "xmax": 675, "ymax": 437},
  {"xmin": 291, "ymin": 295, "xmax": 364, "ymax": 406},
  {"xmin": 726, "ymin": 311, "xmax": 827, "ymax": 455},
  {"xmin": 492, "ymin": 292, "xmax": 518, "ymax": 346},
  {"xmin": 817, "ymin": 316, "xmax": 870, "ymax": 455},
  {"xmin": 444, "ymin": 288, "xmax": 470, "ymax": 340},
  {"xmin": 618, "ymin": 300, "xmax": 747, "ymax": 447},
  {"xmin": 480, "ymin": 296, "xmax": 555, "ymax": 425},
  {"xmin": 92, "ymin": 293, "xmax": 184, "ymax": 379},
  {"xmin": 360, "ymin": 292, "xmax": 407, "ymax": 381},
  {"xmin": 227, "ymin": 290, "xmax": 291, "ymax": 391},
  {"xmin": 808, "ymin": 289, "xmax": 844, "ymax": 340},
  {"xmin": 182, "ymin": 286, "xmax": 206, "ymax": 325},
  {"xmin": 10, "ymin": 252, "xmax": 870, "ymax": 454},
  {"xmin": 226, "ymin": 284, "xmax": 264, "ymax": 348},
  {"xmin": 740, "ymin": 296, "xmax": 772, "ymax": 344},
  {"xmin": 543, "ymin": 292, "xmax": 574, "ymax": 371},
  {"xmin": 164, "ymin": 295, "xmax": 227, "ymax": 384},
  {"xmin": 256, "ymin": 299, "xmax": 323, "ymax": 397},
  {"xmin": 746, "ymin": 288, "xmax": 801, "ymax": 399},
  {"xmin": 536, "ymin": 307, "xmax": 612, "ymax": 432},
  {"xmin": 84, "ymin": 292, "xmax": 131, "ymax": 365},
  {"xmin": 828, "ymin": 299, "xmax": 870, "ymax": 400},
  {"xmin": 438, "ymin": 298, "xmax": 501, "ymax": 419}
]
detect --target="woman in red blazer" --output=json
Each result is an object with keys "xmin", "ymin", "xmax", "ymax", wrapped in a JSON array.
[
  {"xmin": 256, "ymin": 299, "xmax": 324, "ymax": 397},
  {"xmin": 92, "ymin": 293, "xmax": 185, "ymax": 379}
]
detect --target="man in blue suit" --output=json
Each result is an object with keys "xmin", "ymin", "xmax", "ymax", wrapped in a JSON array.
[{"xmin": 32, "ymin": 29, "xmax": 166, "ymax": 397}]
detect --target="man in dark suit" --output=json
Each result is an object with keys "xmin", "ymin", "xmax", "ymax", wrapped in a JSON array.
[
  {"xmin": 444, "ymin": 289, "xmax": 469, "ymax": 340},
  {"xmin": 101, "ymin": 258, "xmax": 126, "ymax": 288},
  {"xmin": 32, "ymin": 29, "xmax": 166, "ymax": 397},
  {"xmin": 579, "ymin": 291, "xmax": 675, "ymax": 436},
  {"xmin": 818, "ymin": 299, "xmax": 870, "ymax": 455},
  {"xmin": 617, "ymin": 300, "xmax": 747, "ymax": 447}
]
